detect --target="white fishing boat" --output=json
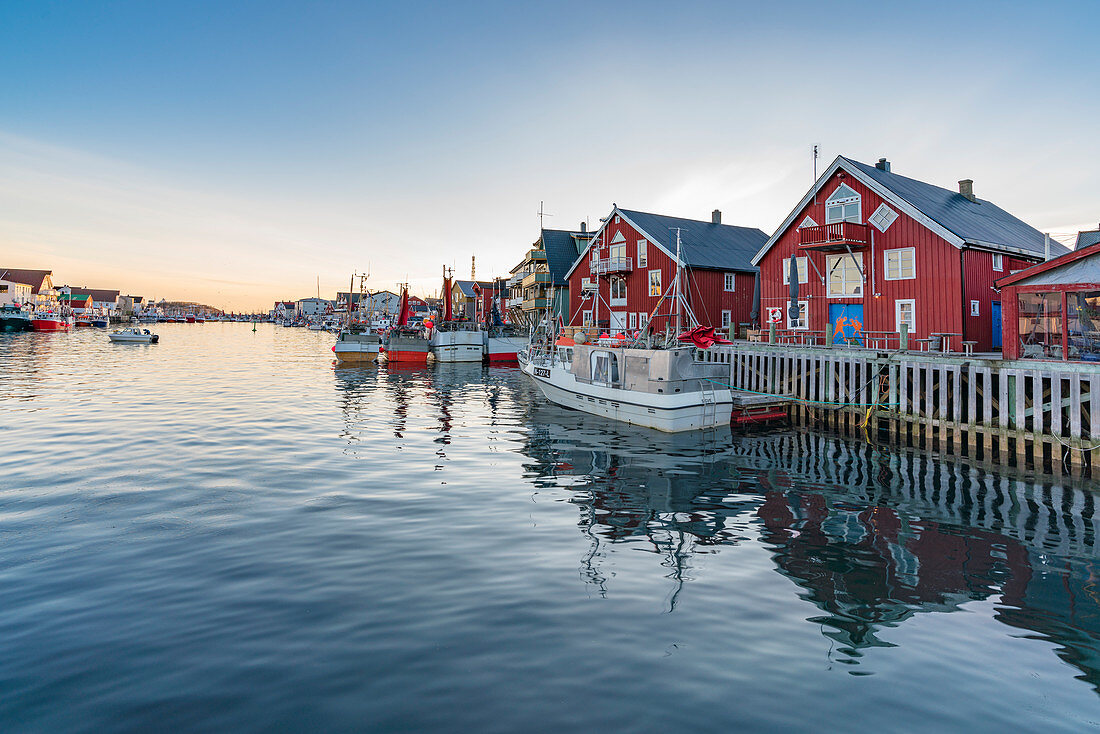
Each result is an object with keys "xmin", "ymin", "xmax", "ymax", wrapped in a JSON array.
[
  {"xmin": 430, "ymin": 321, "xmax": 484, "ymax": 362},
  {"xmin": 109, "ymin": 327, "xmax": 159, "ymax": 343},
  {"xmin": 485, "ymin": 326, "xmax": 527, "ymax": 363},
  {"xmin": 523, "ymin": 336, "xmax": 732, "ymax": 432},
  {"xmin": 523, "ymin": 227, "xmax": 735, "ymax": 432}
]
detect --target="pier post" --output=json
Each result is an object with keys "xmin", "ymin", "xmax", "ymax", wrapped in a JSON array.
[
  {"xmin": 825, "ymin": 324, "xmax": 833, "ymax": 348},
  {"xmin": 900, "ymin": 323, "xmax": 908, "ymax": 351},
  {"xmin": 768, "ymin": 322, "xmax": 776, "ymax": 344}
]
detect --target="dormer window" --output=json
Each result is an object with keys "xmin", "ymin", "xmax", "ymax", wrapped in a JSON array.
[{"xmin": 825, "ymin": 184, "xmax": 861, "ymax": 224}]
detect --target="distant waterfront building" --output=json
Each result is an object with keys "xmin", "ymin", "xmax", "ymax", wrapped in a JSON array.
[
  {"xmin": 508, "ymin": 225, "xmax": 593, "ymax": 326},
  {"xmin": 119, "ymin": 295, "xmax": 145, "ymax": 316},
  {"xmin": 0, "ymin": 278, "xmax": 33, "ymax": 306},
  {"xmin": 297, "ymin": 297, "xmax": 333, "ymax": 318},
  {"xmin": 752, "ymin": 156, "xmax": 1069, "ymax": 352},
  {"xmin": 449, "ymin": 280, "xmax": 498, "ymax": 321},
  {"xmin": 564, "ymin": 207, "xmax": 766, "ymax": 336},
  {"xmin": 0, "ymin": 268, "xmax": 57, "ymax": 307}
]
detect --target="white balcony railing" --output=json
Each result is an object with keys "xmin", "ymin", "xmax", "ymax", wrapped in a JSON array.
[
  {"xmin": 506, "ymin": 297, "xmax": 523, "ymax": 308},
  {"xmin": 595, "ymin": 257, "xmax": 632, "ymax": 274}
]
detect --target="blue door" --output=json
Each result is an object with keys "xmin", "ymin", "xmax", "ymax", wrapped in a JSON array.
[
  {"xmin": 829, "ymin": 304, "xmax": 864, "ymax": 346},
  {"xmin": 991, "ymin": 301, "xmax": 1002, "ymax": 349}
]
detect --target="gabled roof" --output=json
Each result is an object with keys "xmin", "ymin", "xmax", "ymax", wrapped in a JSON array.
[
  {"xmin": 564, "ymin": 207, "xmax": 767, "ymax": 279},
  {"xmin": 1076, "ymin": 230, "xmax": 1100, "ymax": 251},
  {"xmin": 0, "ymin": 268, "xmax": 52, "ymax": 294},
  {"xmin": 540, "ymin": 229, "xmax": 591, "ymax": 284},
  {"xmin": 752, "ymin": 156, "xmax": 1069, "ymax": 265},
  {"xmin": 78, "ymin": 288, "xmax": 120, "ymax": 303},
  {"xmin": 453, "ymin": 280, "xmax": 497, "ymax": 297},
  {"xmin": 996, "ymin": 239, "xmax": 1100, "ymax": 288}
]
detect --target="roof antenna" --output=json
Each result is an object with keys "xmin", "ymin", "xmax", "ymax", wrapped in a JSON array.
[
  {"xmin": 537, "ymin": 200, "xmax": 553, "ymax": 230},
  {"xmin": 812, "ymin": 144, "xmax": 820, "ymax": 204}
]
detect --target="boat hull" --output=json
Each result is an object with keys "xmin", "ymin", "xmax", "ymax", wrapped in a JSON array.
[
  {"xmin": 109, "ymin": 334, "xmax": 159, "ymax": 343},
  {"xmin": 0, "ymin": 315, "xmax": 32, "ymax": 332},
  {"xmin": 385, "ymin": 335, "xmax": 430, "ymax": 364},
  {"xmin": 32, "ymin": 317, "xmax": 73, "ymax": 331},
  {"xmin": 523, "ymin": 361, "xmax": 733, "ymax": 432},
  {"xmin": 334, "ymin": 345, "xmax": 380, "ymax": 364},
  {"xmin": 430, "ymin": 329, "xmax": 484, "ymax": 362},
  {"xmin": 486, "ymin": 335, "xmax": 527, "ymax": 363}
]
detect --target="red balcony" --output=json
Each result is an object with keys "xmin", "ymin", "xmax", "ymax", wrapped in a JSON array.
[{"xmin": 799, "ymin": 221, "xmax": 871, "ymax": 251}]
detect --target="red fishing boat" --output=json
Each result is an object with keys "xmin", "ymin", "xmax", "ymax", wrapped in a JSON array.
[
  {"xmin": 383, "ymin": 287, "xmax": 429, "ymax": 365},
  {"xmin": 31, "ymin": 311, "xmax": 74, "ymax": 331}
]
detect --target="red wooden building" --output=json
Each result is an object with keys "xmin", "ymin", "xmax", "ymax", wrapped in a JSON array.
[
  {"xmin": 996, "ymin": 239, "xmax": 1100, "ymax": 362},
  {"xmin": 751, "ymin": 156, "xmax": 1068, "ymax": 352},
  {"xmin": 563, "ymin": 206, "xmax": 767, "ymax": 336}
]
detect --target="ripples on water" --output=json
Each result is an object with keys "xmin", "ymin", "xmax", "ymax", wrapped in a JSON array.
[{"xmin": 2, "ymin": 324, "xmax": 1100, "ymax": 732}]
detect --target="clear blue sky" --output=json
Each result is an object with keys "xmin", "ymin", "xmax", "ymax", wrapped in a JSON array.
[{"xmin": 1, "ymin": 0, "xmax": 1097, "ymax": 308}]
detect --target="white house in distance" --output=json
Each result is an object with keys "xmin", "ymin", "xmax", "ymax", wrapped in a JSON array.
[
  {"xmin": 297, "ymin": 297, "xmax": 332, "ymax": 317},
  {"xmin": 0, "ymin": 279, "xmax": 33, "ymax": 306}
]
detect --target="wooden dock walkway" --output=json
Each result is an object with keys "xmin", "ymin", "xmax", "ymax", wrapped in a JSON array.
[{"xmin": 698, "ymin": 341, "xmax": 1099, "ymax": 477}]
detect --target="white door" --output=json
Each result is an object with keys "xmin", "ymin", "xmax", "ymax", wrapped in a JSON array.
[{"xmin": 610, "ymin": 311, "xmax": 627, "ymax": 332}]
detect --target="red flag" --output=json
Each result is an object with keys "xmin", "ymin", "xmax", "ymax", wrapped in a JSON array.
[
  {"xmin": 397, "ymin": 288, "xmax": 410, "ymax": 327},
  {"xmin": 676, "ymin": 325, "xmax": 732, "ymax": 349}
]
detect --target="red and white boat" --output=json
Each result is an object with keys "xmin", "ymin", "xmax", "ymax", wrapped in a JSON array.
[
  {"xmin": 185, "ymin": 313, "xmax": 197, "ymax": 323},
  {"xmin": 485, "ymin": 326, "xmax": 527, "ymax": 363},
  {"xmin": 32, "ymin": 312, "xmax": 75, "ymax": 331}
]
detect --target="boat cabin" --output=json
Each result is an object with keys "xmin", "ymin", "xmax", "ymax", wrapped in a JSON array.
[{"xmin": 565, "ymin": 343, "xmax": 730, "ymax": 394}]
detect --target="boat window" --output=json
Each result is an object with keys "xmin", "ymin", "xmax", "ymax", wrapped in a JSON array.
[{"xmin": 590, "ymin": 351, "xmax": 619, "ymax": 384}]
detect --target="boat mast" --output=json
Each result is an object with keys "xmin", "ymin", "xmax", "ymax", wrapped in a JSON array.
[{"xmin": 674, "ymin": 227, "xmax": 682, "ymax": 336}]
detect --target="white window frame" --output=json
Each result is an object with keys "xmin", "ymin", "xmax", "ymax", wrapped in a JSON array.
[
  {"xmin": 825, "ymin": 184, "xmax": 861, "ymax": 224},
  {"xmin": 970, "ymin": 300, "xmax": 980, "ymax": 316},
  {"xmin": 590, "ymin": 244, "xmax": 599, "ymax": 264},
  {"xmin": 724, "ymin": 272, "xmax": 736, "ymax": 292},
  {"xmin": 637, "ymin": 239, "xmax": 647, "ymax": 268},
  {"xmin": 992, "ymin": 253, "xmax": 1003, "ymax": 271},
  {"xmin": 582, "ymin": 310, "xmax": 593, "ymax": 327},
  {"xmin": 721, "ymin": 310, "xmax": 732, "ymax": 329},
  {"xmin": 629, "ymin": 312, "xmax": 638, "ymax": 329},
  {"xmin": 781, "ymin": 256, "xmax": 809, "ymax": 285},
  {"xmin": 787, "ymin": 300, "xmax": 809, "ymax": 330},
  {"xmin": 610, "ymin": 277, "xmax": 627, "ymax": 307},
  {"xmin": 868, "ymin": 203, "xmax": 898, "ymax": 233},
  {"xmin": 895, "ymin": 299, "xmax": 915, "ymax": 334},
  {"xmin": 826, "ymin": 253, "xmax": 864, "ymax": 298},
  {"xmin": 638, "ymin": 312, "xmax": 648, "ymax": 330},
  {"xmin": 798, "ymin": 215, "xmax": 818, "ymax": 229},
  {"xmin": 648, "ymin": 269, "xmax": 662, "ymax": 297},
  {"xmin": 884, "ymin": 247, "xmax": 916, "ymax": 281}
]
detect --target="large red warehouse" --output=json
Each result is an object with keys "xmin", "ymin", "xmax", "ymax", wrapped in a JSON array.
[
  {"xmin": 564, "ymin": 206, "xmax": 767, "ymax": 337},
  {"xmin": 751, "ymin": 156, "xmax": 1068, "ymax": 352}
]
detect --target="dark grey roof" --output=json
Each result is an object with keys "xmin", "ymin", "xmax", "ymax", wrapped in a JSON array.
[
  {"xmin": 1076, "ymin": 230, "xmax": 1100, "ymax": 250},
  {"xmin": 618, "ymin": 209, "xmax": 765, "ymax": 271},
  {"xmin": 541, "ymin": 229, "xmax": 589, "ymax": 284},
  {"xmin": 454, "ymin": 280, "xmax": 496, "ymax": 297},
  {"xmin": 845, "ymin": 158, "xmax": 1068, "ymax": 259}
]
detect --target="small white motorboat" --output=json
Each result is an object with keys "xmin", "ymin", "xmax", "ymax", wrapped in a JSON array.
[{"xmin": 109, "ymin": 327, "xmax": 160, "ymax": 344}]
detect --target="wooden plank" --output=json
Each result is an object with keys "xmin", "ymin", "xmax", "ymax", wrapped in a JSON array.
[
  {"xmin": 952, "ymin": 365, "xmax": 962, "ymax": 453},
  {"xmin": 1070, "ymin": 373, "xmax": 1083, "ymax": 472},
  {"xmin": 1015, "ymin": 370, "xmax": 1027, "ymax": 466},
  {"xmin": 967, "ymin": 363, "xmax": 977, "ymax": 455},
  {"xmin": 925, "ymin": 363, "xmax": 934, "ymax": 452},
  {"xmin": 1033, "ymin": 370, "xmax": 1045, "ymax": 471},
  {"xmin": 982, "ymin": 367, "xmax": 993, "ymax": 461},
  {"xmin": 998, "ymin": 368, "xmax": 1009, "ymax": 463},
  {"xmin": 939, "ymin": 364, "xmax": 948, "ymax": 453},
  {"xmin": 1091, "ymin": 375, "xmax": 1100, "ymax": 472},
  {"xmin": 1052, "ymin": 372, "xmax": 1063, "ymax": 437}
]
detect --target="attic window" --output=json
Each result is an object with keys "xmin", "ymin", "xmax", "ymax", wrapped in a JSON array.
[
  {"xmin": 825, "ymin": 184, "xmax": 861, "ymax": 224},
  {"xmin": 868, "ymin": 204, "xmax": 898, "ymax": 233}
]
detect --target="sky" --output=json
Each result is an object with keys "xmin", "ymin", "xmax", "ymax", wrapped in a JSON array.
[{"xmin": 1, "ymin": 0, "xmax": 1098, "ymax": 310}]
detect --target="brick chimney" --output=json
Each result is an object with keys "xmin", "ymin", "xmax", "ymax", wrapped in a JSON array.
[
  {"xmin": 876, "ymin": 158, "xmax": 890, "ymax": 172},
  {"xmin": 712, "ymin": 209, "xmax": 721, "ymax": 225},
  {"xmin": 958, "ymin": 179, "xmax": 976, "ymax": 202}
]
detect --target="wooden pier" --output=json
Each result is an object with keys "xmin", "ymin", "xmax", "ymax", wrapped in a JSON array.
[{"xmin": 698, "ymin": 342, "xmax": 1100, "ymax": 477}]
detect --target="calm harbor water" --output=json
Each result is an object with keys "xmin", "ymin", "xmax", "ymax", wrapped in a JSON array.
[{"xmin": 2, "ymin": 323, "xmax": 1100, "ymax": 732}]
